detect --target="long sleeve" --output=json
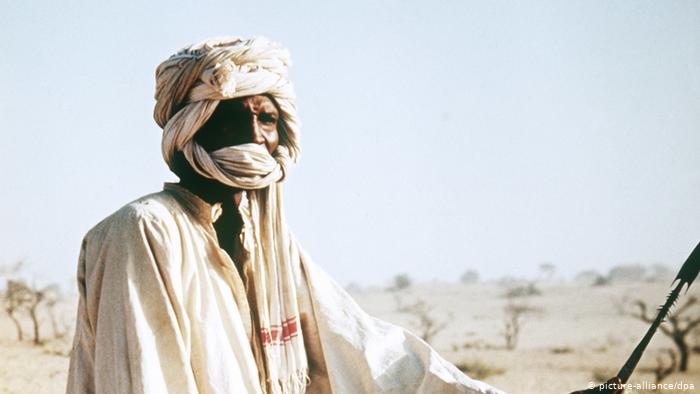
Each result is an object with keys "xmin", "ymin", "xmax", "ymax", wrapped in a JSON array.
[
  {"xmin": 297, "ymin": 251, "xmax": 506, "ymax": 394},
  {"xmin": 66, "ymin": 206, "xmax": 198, "ymax": 394}
]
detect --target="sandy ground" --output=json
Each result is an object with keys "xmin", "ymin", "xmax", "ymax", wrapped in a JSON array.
[
  {"xmin": 351, "ymin": 281, "xmax": 700, "ymax": 394},
  {"xmin": 0, "ymin": 298, "xmax": 74, "ymax": 394},
  {"xmin": 1, "ymin": 281, "xmax": 698, "ymax": 394}
]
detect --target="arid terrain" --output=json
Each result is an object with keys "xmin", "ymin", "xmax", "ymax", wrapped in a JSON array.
[{"xmin": 1, "ymin": 279, "xmax": 699, "ymax": 394}]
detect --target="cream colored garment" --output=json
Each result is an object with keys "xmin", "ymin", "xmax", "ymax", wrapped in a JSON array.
[
  {"xmin": 67, "ymin": 184, "xmax": 323, "ymax": 394},
  {"xmin": 66, "ymin": 184, "xmax": 505, "ymax": 394}
]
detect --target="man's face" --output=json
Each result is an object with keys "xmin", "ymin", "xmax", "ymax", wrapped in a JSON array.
[{"xmin": 195, "ymin": 95, "xmax": 280, "ymax": 155}]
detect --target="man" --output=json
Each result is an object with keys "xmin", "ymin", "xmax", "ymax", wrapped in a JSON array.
[{"xmin": 65, "ymin": 36, "xmax": 508, "ymax": 394}]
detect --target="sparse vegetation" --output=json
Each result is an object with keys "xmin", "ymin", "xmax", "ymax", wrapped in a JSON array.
[
  {"xmin": 3, "ymin": 280, "xmax": 60, "ymax": 345},
  {"xmin": 455, "ymin": 360, "xmax": 504, "ymax": 380},
  {"xmin": 501, "ymin": 297, "xmax": 543, "ymax": 350},
  {"xmin": 625, "ymin": 295, "xmax": 700, "ymax": 372},
  {"xmin": 592, "ymin": 275, "xmax": 611, "ymax": 287},
  {"xmin": 4, "ymin": 280, "xmax": 33, "ymax": 341},
  {"xmin": 396, "ymin": 298, "xmax": 449, "ymax": 344},
  {"xmin": 460, "ymin": 269, "xmax": 480, "ymax": 285},
  {"xmin": 640, "ymin": 349, "xmax": 677, "ymax": 386},
  {"xmin": 388, "ymin": 273, "xmax": 412, "ymax": 292},
  {"xmin": 2, "ymin": 261, "xmax": 70, "ymax": 346},
  {"xmin": 550, "ymin": 346, "xmax": 574, "ymax": 354},
  {"xmin": 504, "ymin": 282, "xmax": 541, "ymax": 298},
  {"xmin": 576, "ymin": 263, "xmax": 673, "ymax": 287},
  {"xmin": 607, "ymin": 263, "xmax": 647, "ymax": 283},
  {"xmin": 1, "ymin": 263, "xmax": 698, "ymax": 392},
  {"xmin": 27, "ymin": 284, "xmax": 46, "ymax": 345},
  {"xmin": 574, "ymin": 270, "xmax": 602, "ymax": 286}
]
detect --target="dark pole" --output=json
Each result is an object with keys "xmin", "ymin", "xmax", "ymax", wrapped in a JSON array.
[{"xmin": 616, "ymin": 241, "xmax": 700, "ymax": 383}]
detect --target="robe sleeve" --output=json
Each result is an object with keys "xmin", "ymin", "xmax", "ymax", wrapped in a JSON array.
[
  {"xmin": 297, "ymin": 253, "xmax": 507, "ymax": 394},
  {"xmin": 66, "ymin": 205, "xmax": 198, "ymax": 394}
]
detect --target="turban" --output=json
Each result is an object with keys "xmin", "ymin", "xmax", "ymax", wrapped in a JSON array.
[
  {"xmin": 153, "ymin": 37, "xmax": 308, "ymax": 393},
  {"xmin": 154, "ymin": 37, "xmax": 300, "ymax": 189}
]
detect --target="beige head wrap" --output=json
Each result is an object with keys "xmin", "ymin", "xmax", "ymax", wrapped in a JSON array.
[
  {"xmin": 154, "ymin": 37, "xmax": 300, "ymax": 188},
  {"xmin": 153, "ymin": 37, "xmax": 308, "ymax": 394}
]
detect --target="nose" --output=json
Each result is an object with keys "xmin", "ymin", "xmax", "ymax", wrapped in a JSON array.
[{"xmin": 247, "ymin": 115, "xmax": 265, "ymax": 145}]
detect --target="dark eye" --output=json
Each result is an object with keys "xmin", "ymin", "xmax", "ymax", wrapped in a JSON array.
[{"xmin": 259, "ymin": 112, "xmax": 278, "ymax": 124}]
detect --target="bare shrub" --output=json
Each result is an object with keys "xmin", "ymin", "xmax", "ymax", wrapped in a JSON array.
[
  {"xmin": 624, "ymin": 295, "xmax": 700, "ymax": 371},
  {"xmin": 397, "ymin": 298, "xmax": 449, "ymax": 344},
  {"xmin": 27, "ymin": 284, "xmax": 48, "ymax": 345},
  {"xmin": 640, "ymin": 349, "xmax": 677, "ymax": 386},
  {"xmin": 3, "ymin": 280, "xmax": 33, "ymax": 341},
  {"xmin": 501, "ymin": 298, "xmax": 542, "ymax": 350},
  {"xmin": 2, "ymin": 279, "xmax": 66, "ymax": 345}
]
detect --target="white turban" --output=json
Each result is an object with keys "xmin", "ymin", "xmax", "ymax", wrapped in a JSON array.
[{"xmin": 153, "ymin": 37, "xmax": 300, "ymax": 189}]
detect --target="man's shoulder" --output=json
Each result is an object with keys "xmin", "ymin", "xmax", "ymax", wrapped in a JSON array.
[{"xmin": 85, "ymin": 190, "xmax": 182, "ymax": 241}]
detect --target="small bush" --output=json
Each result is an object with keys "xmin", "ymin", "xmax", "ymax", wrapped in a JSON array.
[
  {"xmin": 396, "ymin": 298, "xmax": 448, "ymax": 344},
  {"xmin": 592, "ymin": 275, "xmax": 610, "ymax": 287},
  {"xmin": 455, "ymin": 360, "xmax": 505, "ymax": 380},
  {"xmin": 460, "ymin": 270, "xmax": 480, "ymax": 285},
  {"xmin": 505, "ymin": 283, "xmax": 541, "ymax": 298},
  {"xmin": 550, "ymin": 346, "xmax": 574, "ymax": 354},
  {"xmin": 501, "ymin": 300, "xmax": 543, "ymax": 350},
  {"xmin": 607, "ymin": 264, "xmax": 647, "ymax": 283},
  {"xmin": 388, "ymin": 274, "xmax": 412, "ymax": 292}
]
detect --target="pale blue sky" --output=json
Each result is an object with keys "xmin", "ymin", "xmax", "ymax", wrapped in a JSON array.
[{"xmin": 1, "ymin": 1, "xmax": 699, "ymax": 287}]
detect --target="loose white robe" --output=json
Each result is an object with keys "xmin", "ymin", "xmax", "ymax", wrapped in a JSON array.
[{"xmin": 66, "ymin": 184, "xmax": 505, "ymax": 394}]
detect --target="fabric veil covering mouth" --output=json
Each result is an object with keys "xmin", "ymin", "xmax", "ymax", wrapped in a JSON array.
[{"xmin": 153, "ymin": 37, "xmax": 308, "ymax": 394}]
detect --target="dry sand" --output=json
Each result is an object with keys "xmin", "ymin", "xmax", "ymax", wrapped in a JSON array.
[{"xmin": 1, "ymin": 281, "xmax": 698, "ymax": 393}]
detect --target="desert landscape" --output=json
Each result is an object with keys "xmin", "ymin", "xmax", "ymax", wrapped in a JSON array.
[
  {"xmin": 3, "ymin": 1, "xmax": 699, "ymax": 393},
  {"xmin": 1, "ymin": 264, "xmax": 699, "ymax": 394}
]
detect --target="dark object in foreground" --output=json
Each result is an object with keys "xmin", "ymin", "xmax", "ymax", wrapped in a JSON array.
[
  {"xmin": 569, "ymin": 241, "xmax": 700, "ymax": 394},
  {"xmin": 616, "ymin": 241, "xmax": 700, "ymax": 384}
]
